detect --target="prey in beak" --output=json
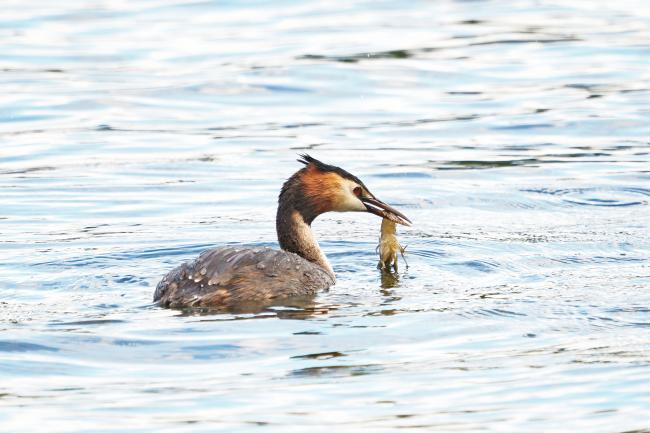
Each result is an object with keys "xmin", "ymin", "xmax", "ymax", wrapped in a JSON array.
[{"xmin": 362, "ymin": 196, "xmax": 412, "ymax": 227}]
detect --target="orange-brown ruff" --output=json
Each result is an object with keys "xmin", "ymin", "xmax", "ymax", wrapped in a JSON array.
[{"xmin": 154, "ymin": 154, "xmax": 411, "ymax": 310}]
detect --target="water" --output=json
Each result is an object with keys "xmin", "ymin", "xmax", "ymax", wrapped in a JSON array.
[{"xmin": 1, "ymin": 0, "xmax": 650, "ymax": 431}]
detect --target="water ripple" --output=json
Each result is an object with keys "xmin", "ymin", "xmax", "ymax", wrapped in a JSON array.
[{"xmin": 525, "ymin": 187, "xmax": 650, "ymax": 207}]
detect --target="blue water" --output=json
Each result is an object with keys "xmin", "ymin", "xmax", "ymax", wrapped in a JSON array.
[{"xmin": 2, "ymin": 0, "xmax": 650, "ymax": 431}]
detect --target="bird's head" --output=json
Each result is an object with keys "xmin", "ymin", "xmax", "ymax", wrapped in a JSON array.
[{"xmin": 292, "ymin": 154, "xmax": 411, "ymax": 226}]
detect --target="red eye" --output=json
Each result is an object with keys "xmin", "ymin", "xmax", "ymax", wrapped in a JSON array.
[{"xmin": 353, "ymin": 186, "xmax": 362, "ymax": 197}]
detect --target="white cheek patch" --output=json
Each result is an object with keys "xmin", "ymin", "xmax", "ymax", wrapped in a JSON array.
[{"xmin": 335, "ymin": 179, "xmax": 366, "ymax": 212}]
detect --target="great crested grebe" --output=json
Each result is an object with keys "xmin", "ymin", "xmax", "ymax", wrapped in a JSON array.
[{"xmin": 154, "ymin": 154, "xmax": 411, "ymax": 309}]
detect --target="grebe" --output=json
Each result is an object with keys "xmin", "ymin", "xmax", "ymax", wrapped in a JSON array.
[{"xmin": 154, "ymin": 154, "xmax": 411, "ymax": 309}]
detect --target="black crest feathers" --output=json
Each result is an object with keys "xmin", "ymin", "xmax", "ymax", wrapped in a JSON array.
[
  {"xmin": 296, "ymin": 153, "xmax": 368, "ymax": 190},
  {"xmin": 297, "ymin": 153, "xmax": 319, "ymax": 166}
]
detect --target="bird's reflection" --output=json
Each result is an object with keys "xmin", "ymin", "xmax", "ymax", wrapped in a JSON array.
[{"xmin": 177, "ymin": 295, "xmax": 323, "ymax": 319}]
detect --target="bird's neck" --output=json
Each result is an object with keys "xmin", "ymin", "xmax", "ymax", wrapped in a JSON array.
[{"xmin": 276, "ymin": 180, "xmax": 334, "ymax": 279}]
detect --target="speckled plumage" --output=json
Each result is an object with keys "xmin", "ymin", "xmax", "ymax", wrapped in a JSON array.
[{"xmin": 154, "ymin": 246, "xmax": 334, "ymax": 309}]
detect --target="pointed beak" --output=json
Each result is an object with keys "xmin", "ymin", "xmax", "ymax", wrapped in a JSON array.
[{"xmin": 361, "ymin": 196, "xmax": 412, "ymax": 226}]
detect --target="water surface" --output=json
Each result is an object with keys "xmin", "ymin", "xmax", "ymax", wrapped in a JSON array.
[{"xmin": 1, "ymin": 0, "xmax": 650, "ymax": 431}]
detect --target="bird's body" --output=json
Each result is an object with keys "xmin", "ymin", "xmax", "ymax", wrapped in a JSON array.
[
  {"xmin": 154, "ymin": 154, "xmax": 410, "ymax": 310},
  {"xmin": 154, "ymin": 245, "xmax": 334, "ymax": 309}
]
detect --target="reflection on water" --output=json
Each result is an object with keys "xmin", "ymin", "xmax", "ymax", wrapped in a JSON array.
[
  {"xmin": 2, "ymin": 0, "xmax": 650, "ymax": 432},
  {"xmin": 380, "ymin": 269, "xmax": 401, "ymax": 291}
]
